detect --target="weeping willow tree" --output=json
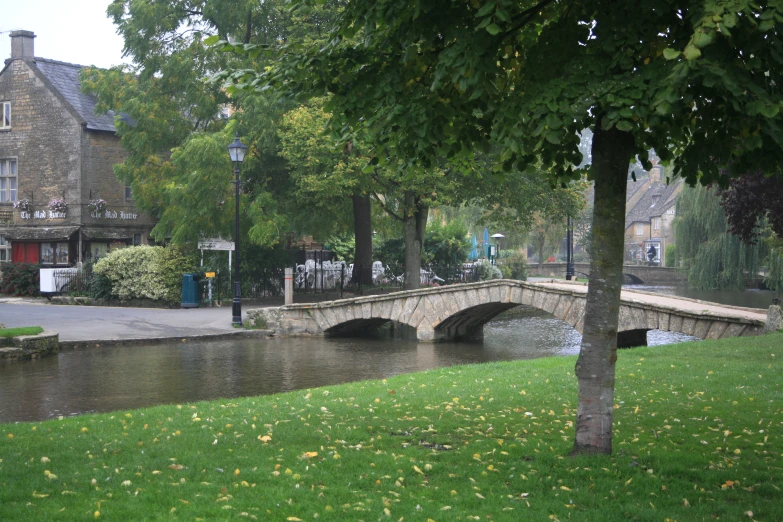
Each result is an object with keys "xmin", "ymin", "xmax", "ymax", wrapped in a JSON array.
[
  {"xmin": 674, "ymin": 185, "xmax": 762, "ymax": 290},
  {"xmin": 767, "ymin": 247, "xmax": 783, "ymax": 292}
]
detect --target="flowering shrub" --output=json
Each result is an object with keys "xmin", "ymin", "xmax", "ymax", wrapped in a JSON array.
[
  {"xmin": 0, "ymin": 263, "xmax": 40, "ymax": 297},
  {"xmin": 93, "ymin": 245, "xmax": 197, "ymax": 303},
  {"xmin": 13, "ymin": 198, "xmax": 31, "ymax": 211},
  {"xmin": 48, "ymin": 198, "xmax": 67, "ymax": 213},
  {"xmin": 88, "ymin": 198, "xmax": 106, "ymax": 213}
]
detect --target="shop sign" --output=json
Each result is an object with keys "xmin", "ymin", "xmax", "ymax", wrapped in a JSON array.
[
  {"xmin": 20, "ymin": 210, "xmax": 67, "ymax": 219},
  {"xmin": 91, "ymin": 210, "xmax": 138, "ymax": 220}
]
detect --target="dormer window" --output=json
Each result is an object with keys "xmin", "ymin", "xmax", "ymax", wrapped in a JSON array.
[
  {"xmin": 1, "ymin": 102, "xmax": 10, "ymax": 129},
  {"xmin": 651, "ymin": 195, "xmax": 661, "ymax": 207}
]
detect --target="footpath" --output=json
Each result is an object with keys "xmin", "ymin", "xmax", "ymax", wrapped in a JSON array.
[{"xmin": 0, "ymin": 297, "xmax": 266, "ymax": 344}]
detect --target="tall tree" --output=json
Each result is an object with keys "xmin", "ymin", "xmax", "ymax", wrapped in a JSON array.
[
  {"xmin": 277, "ymin": 98, "xmax": 374, "ymax": 280},
  {"xmin": 217, "ymin": 0, "xmax": 783, "ymax": 454},
  {"xmin": 83, "ymin": 0, "xmax": 344, "ymax": 248},
  {"xmin": 675, "ymin": 184, "xmax": 763, "ymax": 290}
]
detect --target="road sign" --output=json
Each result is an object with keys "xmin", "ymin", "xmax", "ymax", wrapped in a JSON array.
[
  {"xmin": 198, "ymin": 239, "xmax": 235, "ymax": 251},
  {"xmin": 205, "ymin": 272, "xmax": 216, "ymax": 278}
]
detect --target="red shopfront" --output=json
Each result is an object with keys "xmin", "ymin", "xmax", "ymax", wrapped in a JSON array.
[{"xmin": 6, "ymin": 226, "xmax": 80, "ymax": 267}]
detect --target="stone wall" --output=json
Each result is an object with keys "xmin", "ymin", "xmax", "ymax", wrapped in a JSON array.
[
  {"xmin": 0, "ymin": 332, "xmax": 59, "ymax": 360},
  {"xmin": 0, "ymin": 59, "xmax": 82, "ymax": 224}
]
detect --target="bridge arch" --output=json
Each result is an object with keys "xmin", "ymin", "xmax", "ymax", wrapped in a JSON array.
[{"xmin": 250, "ymin": 280, "xmax": 766, "ymax": 345}]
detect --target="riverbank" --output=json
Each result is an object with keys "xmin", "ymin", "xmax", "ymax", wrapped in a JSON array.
[{"xmin": 1, "ymin": 333, "xmax": 781, "ymax": 521}]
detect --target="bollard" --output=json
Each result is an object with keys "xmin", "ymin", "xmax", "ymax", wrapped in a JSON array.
[
  {"xmin": 285, "ymin": 267, "xmax": 293, "ymax": 305},
  {"xmin": 765, "ymin": 304, "xmax": 781, "ymax": 333}
]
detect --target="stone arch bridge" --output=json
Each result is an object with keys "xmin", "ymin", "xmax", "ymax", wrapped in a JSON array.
[{"xmin": 250, "ymin": 280, "xmax": 769, "ymax": 347}]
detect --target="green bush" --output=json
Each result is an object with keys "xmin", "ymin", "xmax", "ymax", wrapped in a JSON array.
[
  {"xmin": 0, "ymin": 263, "xmax": 40, "ymax": 297},
  {"xmin": 93, "ymin": 246, "xmax": 197, "ymax": 303},
  {"xmin": 499, "ymin": 251, "xmax": 528, "ymax": 280},
  {"xmin": 475, "ymin": 261, "xmax": 503, "ymax": 281},
  {"xmin": 424, "ymin": 221, "xmax": 469, "ymax": 266},
  {"xmin": 665, "ymin": 244, "xmax": 677, "ymax": 267}
]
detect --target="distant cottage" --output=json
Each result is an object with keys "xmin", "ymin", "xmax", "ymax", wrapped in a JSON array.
[
  {"xmin": 623, "ymin": 163, "xmax": 683, "ymax": 266},
  {"xmin": 0, "ymin": 30, "xmax": 155, "ymax": 267}
]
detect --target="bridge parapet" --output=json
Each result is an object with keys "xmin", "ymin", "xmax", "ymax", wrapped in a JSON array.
[{"xmin": 247, "ymin": 280, "xmax": 767, "ymax": 345}]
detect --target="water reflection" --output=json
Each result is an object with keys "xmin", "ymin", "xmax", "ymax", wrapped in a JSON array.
[{"xmin": 0, "ymin": 307, "xmax": 698, "ymax": 423}]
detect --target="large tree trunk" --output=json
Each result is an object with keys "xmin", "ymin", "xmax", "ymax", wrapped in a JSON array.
[
  {"xmin": 571, "ymin": 125, "xmax": 634, "ymax": 456},
  {"xmin": 351, "ymin": 193, "xmax": 373, "ymax": 285},
  {"xmin": 402, "ymin": 191, "xmax": 428, "ymax": 290}
]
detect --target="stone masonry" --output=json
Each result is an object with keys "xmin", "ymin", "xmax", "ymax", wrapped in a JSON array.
[{"xmin": 247, "ymin": 280, "xmax": 768, "ymax": 345}]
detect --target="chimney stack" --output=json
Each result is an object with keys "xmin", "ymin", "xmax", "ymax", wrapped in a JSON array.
[{"xmin": 10, "ymin": 30, "xmax": 36, "ymax": 60}]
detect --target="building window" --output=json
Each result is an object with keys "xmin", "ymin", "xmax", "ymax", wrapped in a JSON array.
[
  {"xmin": 654, "ymin": 218, "xmax": 660, "ymax": 230},
  {"xmin": 125, "ymin": 185, "xmax": 133, "ymax": 201},
  {"xmin": 133, "ymin": 233, "xmax": 142, "ymax": 246},
  {"xmin": 0, "ymin": 234, "xmax": 9, "ymax": 262},
  {"xmin": 1, "ymin": 102, "xmax": 9, "ymax": 129},
  {"xmin": 635, "ymin": 223, "xmax": 643, "ymax": 236},
  {"xmin": 40, "ymin": 242, "xmax": 69, "ymax": 265},
  {"xmin": 0, "ymin": 158, "xmax": 18, "ymax": 202}
]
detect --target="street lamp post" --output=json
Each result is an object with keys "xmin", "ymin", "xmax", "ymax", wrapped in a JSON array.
[
  {"xmin": 228, "ymin": 133, "xmax": 248, "ymax": 326},
  {"xmin": 565, "ymin": 216, "xmax": 575, "ymax": 281}
]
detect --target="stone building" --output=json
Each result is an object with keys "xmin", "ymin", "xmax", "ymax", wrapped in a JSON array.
[
  {"xmin": 623, "ymin": 164, "xmax": 683, "ymax": 266},
  {"xmin": 0, "ymin": 30, "xmax": 155, "ymax": 268}
]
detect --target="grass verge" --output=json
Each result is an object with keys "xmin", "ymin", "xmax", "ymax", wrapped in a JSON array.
[
  {"xmin": 0, "ymin": 326, "xmax": 44, "ymax": 338},
  {"xmin": 1, "ymin": 333, "xmax": 781, "ymax": 521}
]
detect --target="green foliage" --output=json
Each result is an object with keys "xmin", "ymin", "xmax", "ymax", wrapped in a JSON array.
[
  {"xmin": 665, "ymin": 244, "xmax": 677, "ymax": 267},
  {"xmin": 674, "ymin": 185, "xmax": 761, "ymax": 290},
  {"xmin": 159, "ymin": 247, "xmax": 200, "ymax": 303},
  {"xmin": 0, "ymin": 263, "xmax": 40, "ymax": 297},
  {"xmin": 374, "ymin": 237, "xmax": 405, "ymax": 267},
  {"xmin": 0, "ymin": 326, "xmax": 44, "ymax": 338},
  {"xmin": 475, "ymin": 261, "xmax": 503, "ymax": 281},
  {"xmin": 424, "ymin": 220, "xmax": 469, "ymax": 266},
  {"xmin": 500, "ymin": 251, "xmax": 529, "ymax": 280},
  {"xmin": 93, "ymin": 246, "xmax": 196, "ymax": 303},
  {"xmin": 325, "ymin": 235, "xmax": 355, "ymax": 262},
  {"xmin": 764, "ymin": 241, "xmax": 783, "ymax": 292}
]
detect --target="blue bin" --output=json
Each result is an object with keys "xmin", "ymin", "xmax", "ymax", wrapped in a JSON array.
[{"xmin": 181, "ymin": 273, "xmax": 201, "ymax": 308}]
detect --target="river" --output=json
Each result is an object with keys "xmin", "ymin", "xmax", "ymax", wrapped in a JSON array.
[{"xmin": 1, "ymin": 304, "xmax": 700, "ymax": 423}]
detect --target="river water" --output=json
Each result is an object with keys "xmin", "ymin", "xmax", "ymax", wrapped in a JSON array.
[
  {"xmin": 3, "ymin": 283, "xmax": 775, "ymax": 423},
  {"xmin": 1, "ymin": 304, "xmax": 701, "ymax": 423}
]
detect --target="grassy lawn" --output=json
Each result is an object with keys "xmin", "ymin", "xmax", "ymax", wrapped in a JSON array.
[
  {"xmin": 1, "ymin": 333, "xmax": 781, "ymax": 521},
  {"xmin": 0, "ymin": 326, "xmax": 44, "ymax": 338}
]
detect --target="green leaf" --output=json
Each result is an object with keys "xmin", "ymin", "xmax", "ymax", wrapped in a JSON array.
[
  {"xmin": 545, "ymin": 132, "xmax": 561, "ymax": 145},
  {"xmin": 476, "ymin": 2, "xmax": 495, "ymax": 17},
  {"xmin": 615, "ymin": 120, "xmax": 634, "ymax": 132},
  {"xmin": 662, "ymin": 48, "xmax": 681, "ymax": 60},
  {"xmin": 759, "ymin": 20, "xmax": 775, "ymax": 32},
  {"xmin": 485, "ymin": 23, "xmax": 502, "ymax": 35},
  {"xmin": 692, "ymin": 31, "xmax": 713, "ymax": 48},
  {"xmin": 683, "ymin": 45, "xmax": 702, "ymax": 61},
  {"xmin": 203, "ymin": 35, "xmax": 221, "ymax": 45},
  {"xmin": 760, "ymin": 104, "xmax": 780, "ymax": 118},
  {"xmin": 722, "ymin": 12, "xmax": 738, "ymax": 28}
]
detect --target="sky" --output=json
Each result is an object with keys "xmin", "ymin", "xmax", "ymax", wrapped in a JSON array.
[{"xmin": 1, "ymin": 0, "xmax": 129, "ymax": 68}]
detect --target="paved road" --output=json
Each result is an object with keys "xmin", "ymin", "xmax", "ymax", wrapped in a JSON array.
[{"xmin": 0, "ymin": 298, "xmax": 243, "ymax": 342}]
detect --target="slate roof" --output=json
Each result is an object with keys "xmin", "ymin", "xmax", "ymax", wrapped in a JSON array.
[
  {"xmin": 32, "ymin": 58, "xmax": 117, "ymax": 132},
  {"xmin": 626, "ymin": 176, "xmax": 647, "ymax": 202},
  {"xmin": 624, "ymin": 178, "xmax": 682, "ymax": 229}
]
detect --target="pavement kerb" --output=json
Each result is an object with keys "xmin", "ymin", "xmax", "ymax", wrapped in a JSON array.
[{"xmin": 58, "ymin": 329, "xmax": 275, "ymax": 350}]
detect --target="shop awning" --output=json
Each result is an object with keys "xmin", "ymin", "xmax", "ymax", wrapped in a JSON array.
[
  {"xmin": 81, "ymin": 227, "xmax": 139, "ymax": 240},
  {"xmin": 4, "ymin": 226, "xmax": 80, "ymax": 241}
]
